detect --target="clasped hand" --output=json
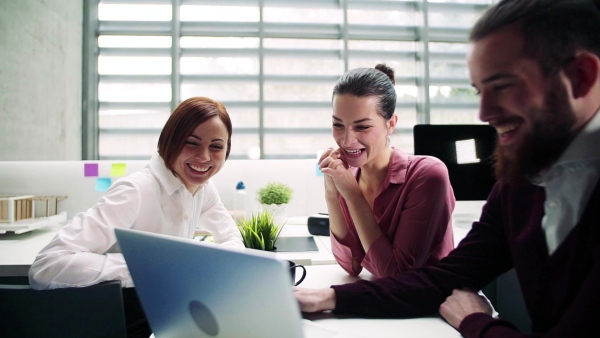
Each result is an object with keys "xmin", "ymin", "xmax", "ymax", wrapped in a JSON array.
[{"xmin": 318, "ymin": 148, "xmax": 358, "ymax": 198}]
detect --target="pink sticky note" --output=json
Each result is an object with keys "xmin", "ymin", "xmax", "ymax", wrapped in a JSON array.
[{"xmin": 84, "ymin": 163, "xmax": 99, "ymax": 177}]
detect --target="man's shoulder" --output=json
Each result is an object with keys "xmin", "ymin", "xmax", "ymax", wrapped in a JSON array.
[{"xmin": 488, "ymin": 179, "xmax": 544, "ymax": 204}]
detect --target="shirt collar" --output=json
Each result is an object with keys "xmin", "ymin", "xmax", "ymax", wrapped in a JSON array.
[
  {"xmin": 387, "ymin": 147, "xmax": 409, "ymax": 185},
  {"xmin": 350, "ymin": 147, "xmax": 408, "ymax": 187},
  {"xmin": 533, "ymin": 108, "xmax": 600, "ymax": 184},
  {"xmin": 149, "ymin": 152, "xmax": 187, "ymax": 196},
  {"xmin": 556, "ymin": 107, "xmax": 600, "ymax": 163}
]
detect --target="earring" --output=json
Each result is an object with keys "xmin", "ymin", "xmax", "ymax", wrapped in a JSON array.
[{"xmin": 386, "ymin": 134, "xmax": 391, "ymax": 145}]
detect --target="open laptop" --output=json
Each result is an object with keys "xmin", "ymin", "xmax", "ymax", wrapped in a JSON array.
[{"xmin": 115, "ymin": 228, "xmax": 348, "ymax": 338}]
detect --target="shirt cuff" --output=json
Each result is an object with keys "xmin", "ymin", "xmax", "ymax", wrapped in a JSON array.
[{"xmin": 459, "ymin": 312, "xmax": 520, "ymax": 338}]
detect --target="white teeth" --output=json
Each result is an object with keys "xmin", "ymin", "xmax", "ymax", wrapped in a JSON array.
[
  {"xmin": 189, "ymin": 164, "xmax": 210, "ymax": 172},
  {"xmin": 345, "ymin": 149, "xmax": 362, "ymax": 154},
  {"xmin": 496, "ymin": 123, "xmax": 519, "ymax": 134}
]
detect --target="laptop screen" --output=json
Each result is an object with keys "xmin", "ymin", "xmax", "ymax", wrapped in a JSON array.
[{"xmin": 115, "ymin": 228, "xmax": 305, "ymax": 338}]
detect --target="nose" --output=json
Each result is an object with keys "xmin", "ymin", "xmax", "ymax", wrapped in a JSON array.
[
  {"xmin": 478, "ymin": 91, "xmax": 500, "ymax": 123},
  {"xmin": 194, "ymin": 146, "xmax": 210, "ymax": 162},
  {"xmin": 341, "ymin": 129, "xmax": 356, "ymax": 147}
]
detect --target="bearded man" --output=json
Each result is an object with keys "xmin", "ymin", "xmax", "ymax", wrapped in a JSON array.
[{"xmin": 294, "ymin": 1, "xmax": 600, "ymax": 337}]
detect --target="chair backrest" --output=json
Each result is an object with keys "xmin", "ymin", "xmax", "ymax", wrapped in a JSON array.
[
  {"xmin": 0, "ymin": 279, "xmax": 127, "ymax": 338},
  {"xmin": 413, "ymin": 124, "xmax": 497, "ymax": 201}
]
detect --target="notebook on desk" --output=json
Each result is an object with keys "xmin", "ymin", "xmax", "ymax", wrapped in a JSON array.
[
  {"xmin": 115, "ymin": 228, "xmax": 348, "ymax": 338},
  {"xmin": 276, "ymin": 236, "xmax": 319, "ymax": 252}
]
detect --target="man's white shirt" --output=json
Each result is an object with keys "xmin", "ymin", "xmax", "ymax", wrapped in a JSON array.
[{"xmin": 534, "ymin": 109, "xmax": 600, "ymax": 255}]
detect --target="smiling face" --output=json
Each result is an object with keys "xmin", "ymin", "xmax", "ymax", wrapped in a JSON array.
[
  {"xmin": 331, "ymin": 94, "xmax": 394, "ymax": 169},
  {"xmin": 468, "ymin": 25, "xmax": 577, "ymax": 182},
  {"xmin": 172, "ymin": 116, "xmax": 229, "ymax": 194}
]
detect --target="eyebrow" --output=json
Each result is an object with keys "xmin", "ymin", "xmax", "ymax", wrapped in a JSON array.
[
  {"xmin": 332, "ymin": 115, "xmax": 374, "ymax": 124},
  {"xmin": 474, "ymin": 72, "xmax": 518, "ymax": 86},
  {"xmin": 188, "ymin": 135, "xmax": 225, "ymax": 143}
]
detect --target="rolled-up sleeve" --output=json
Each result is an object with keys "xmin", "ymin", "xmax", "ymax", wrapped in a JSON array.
[
  {"xmin": 29, "ymin": 181, "xmax": 142, "ymax": 289},
  {"xmin": 197, "ymin": 181, "xmax": 244, "ymax": 248}
]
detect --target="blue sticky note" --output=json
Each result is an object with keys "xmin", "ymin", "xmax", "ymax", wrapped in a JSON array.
[
  {"xmin": 316, "ymin": 163, "xmax": 323, "ymax": 177},
  {"xmin": 95, "ymin": 178, "xmax": 112, "ymax": 191}
]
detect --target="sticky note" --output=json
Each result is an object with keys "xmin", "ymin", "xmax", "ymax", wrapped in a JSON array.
[
  {"xmin": 110, "ymin": 163, "xmax": 126, "ymax": 177},
  {"xmin": 95, "ymin": 178, "xmax": 112, "ymax": 192},
  {"xmin": 316, "ymin": 163, "xmax": 323, "ymax": 177},
  {"xmin": 84, "ymin": 163, "xmax": 98, "ymax": 177}
]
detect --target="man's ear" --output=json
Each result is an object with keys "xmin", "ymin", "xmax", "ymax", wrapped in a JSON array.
[{"xmin": 564, "ymin": 52, "xmax": 600, "ymax": 99}]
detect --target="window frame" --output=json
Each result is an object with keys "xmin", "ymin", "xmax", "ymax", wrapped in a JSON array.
[{"xmin": 83, "ymin": 0, "xmax": 496, "ymax": 160}]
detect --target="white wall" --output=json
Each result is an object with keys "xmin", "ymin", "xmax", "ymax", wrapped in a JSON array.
[
  {"xmin": 0, "ymin": 0, "xmax": 83, "ymax": 160},
  {"xmin": 0, "ymin": 159, "xmax": 328, "ymax": 219},
  {"xmin": 0, "ymin": 159, "xmax": 488, "ymax": 228}
]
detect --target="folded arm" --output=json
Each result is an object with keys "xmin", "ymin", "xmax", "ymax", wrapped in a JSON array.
[{"xmin": 29, "ymin": 182, "xmax": 141, "ymax": 289}]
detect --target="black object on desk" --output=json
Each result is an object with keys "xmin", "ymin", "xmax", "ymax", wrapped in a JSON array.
[
  {"xmin": 307, "ymin": 213, "xmax": 330, "ymax": 236},
  {"xmin": 275, "ymin": 236, "xmax": 319, "ymax": 252}
]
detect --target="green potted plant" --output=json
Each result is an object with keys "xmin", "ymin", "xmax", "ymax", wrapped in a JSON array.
[
  {"xmin": 236, "ymin": 210, "xmax": 283, "ymax": 251},
  {"xmin": 256, "ymin": 182, "xmax": 293, "ymax": 225},
  {"xmin": 236, "ymin": 210, "xmax": 306, "ymax": 285},
  {"xmin": 257, "ymin": 181, "xmax": 293, "ymax": 205}
]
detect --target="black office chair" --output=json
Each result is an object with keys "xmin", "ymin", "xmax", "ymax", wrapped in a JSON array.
[
  {"xmin": 413, "ymin": 124, "xmax": 497, "ymax": 201},
  {"xmin": 0, "ymin": 278, "xmax": 127, "ymax": 338}
]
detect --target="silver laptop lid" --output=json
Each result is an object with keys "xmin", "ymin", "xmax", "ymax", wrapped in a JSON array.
[{"xmin": 115, "ymin": 228, "xmax": 304, "ymax": 338}]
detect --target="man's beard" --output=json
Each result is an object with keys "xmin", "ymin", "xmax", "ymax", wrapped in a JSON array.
[{"xmin": 493, "ymin": 77, "xmax": 576, "ymax": 185}]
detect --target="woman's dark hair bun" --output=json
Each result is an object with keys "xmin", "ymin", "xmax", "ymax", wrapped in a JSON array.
[{"xmin": 375, "ymin": 64, "xmax": 395, "ymax": 85}]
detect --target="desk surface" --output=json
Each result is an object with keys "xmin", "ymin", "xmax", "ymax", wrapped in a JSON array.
[
  {"xmin": 0, "ymin": 219, "xmax": 336, "ymax": 277},
  {"xmin": 301, "ymin": 265, "xmax": 461, "ymax": 338},
  {"xmin": 0, "ymin": 215, "xmax": 473, "ymax": 278},
  {"xmin": 0, "ymin": 227, "xmax": 60, "ymax": 276},
  {"xmin": 2, "ymin": 221, "xmax": 463, "ymax": 337},
  {"xmin": 277, "ymin": 218, "xmax": 335, "ymax": 266}
]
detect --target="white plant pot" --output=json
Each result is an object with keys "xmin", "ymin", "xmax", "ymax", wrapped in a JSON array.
[{"xmin": 261, "ymin": 203, "xmax": 288, "ymax": 226}]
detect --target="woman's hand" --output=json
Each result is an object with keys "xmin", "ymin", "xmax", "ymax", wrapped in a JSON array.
[
  {"xmin": 318, "ymin": 148, "xmax": 344, "ymax": 198},
  {"xmin": 318, "ymin": 148, "xmax": 360, "ymax": 200}
]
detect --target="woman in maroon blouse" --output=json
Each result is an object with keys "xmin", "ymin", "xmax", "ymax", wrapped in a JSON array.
[{"xmin": 319, "ymin": 64, "xmax": 456, "ymax": 278}]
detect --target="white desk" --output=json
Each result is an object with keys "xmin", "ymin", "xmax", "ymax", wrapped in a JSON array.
[
  {"xmin": 0, "ymin": 215, "xmax": 473, "ymax": 278},
  {"xmin": 277, "ymin": 216, "xmax": 473, "ymax": 264},
  {"xmin": 0, "ymin": 227, "xmax": 60, "ymax": 277},
  {"xmin": 301, "ymin": 265, "xmax": 462, "ymax": 338},
  {"xmin": 0, "ymin": 218, "xmax": 335, "ymax": 277},
  {"xmin": 3, "ymin": 223, "xmax": 465, "ymax": 337},
  {"xmin": 276, "ymin": 217, "xmax": 336, "ymax": 266}
]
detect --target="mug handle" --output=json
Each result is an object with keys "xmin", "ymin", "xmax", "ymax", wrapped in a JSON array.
[{"xmin": 291, "ymin": 264, "xmax": 306, "ymax": 286}]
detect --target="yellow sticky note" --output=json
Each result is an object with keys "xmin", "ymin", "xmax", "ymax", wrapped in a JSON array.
[{"xmin": 110, "ymin": 163, "xmax": 126, "ymax": 177}]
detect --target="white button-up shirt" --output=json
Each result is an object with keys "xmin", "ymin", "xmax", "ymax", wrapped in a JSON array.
[
  {"xmin": 29, "ymin": 152, "xmax": 243, "ymax": 289},
  {"xmin": 534, "ymin": 109, "xmax": 600, "ymax": 255}
]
